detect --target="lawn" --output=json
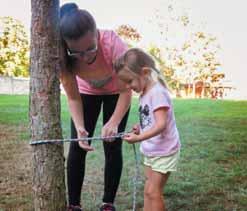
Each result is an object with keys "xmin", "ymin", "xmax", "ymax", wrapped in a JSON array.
[{"xmin": 0, "ymin": 94, "xmax": 246, "ymax": 210}]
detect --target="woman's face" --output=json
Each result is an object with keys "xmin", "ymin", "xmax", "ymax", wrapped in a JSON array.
[{"xmin": 65, "ymin": 30, "xmax": 98, "ymax": 64}]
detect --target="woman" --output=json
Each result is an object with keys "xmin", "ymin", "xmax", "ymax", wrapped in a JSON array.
[{"xmin": 60, "ymin": 3, "xmax": 131, "ymax": 211}]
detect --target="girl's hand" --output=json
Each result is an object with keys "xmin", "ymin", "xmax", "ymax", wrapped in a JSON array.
[
  {"xmin": 77, "ymin": 127, "xmax": 94, "ymax": 151},
  {"xmin": 101, "ymin": 121, "xmax": 118, "ymax": 142},
  {"xmin": 132, "ymin": 124, "xmax": 140, "ymax": 135},
  {"xmin": 123, "ymin": 133, "xmax": 141, "ymax": 144}
]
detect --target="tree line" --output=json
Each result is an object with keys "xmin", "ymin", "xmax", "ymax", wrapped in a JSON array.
[{"xmin": 0, "ymin": 12, "xmax": 225, "ymax": 98}]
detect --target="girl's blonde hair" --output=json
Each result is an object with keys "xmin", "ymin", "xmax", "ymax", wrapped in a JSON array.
[{"xmin": 114, "ymin": 48, "xmax": 168, "ymax": 88}]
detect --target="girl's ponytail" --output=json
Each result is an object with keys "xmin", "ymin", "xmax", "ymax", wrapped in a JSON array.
[{"xmin": 153, "ymin": 68, "xmax": 169, "ymax": 89}]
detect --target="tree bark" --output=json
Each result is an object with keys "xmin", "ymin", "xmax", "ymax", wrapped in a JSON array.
[{"xmin": 29, "ymin": 0, "xmax": 66, "ymax": 210}]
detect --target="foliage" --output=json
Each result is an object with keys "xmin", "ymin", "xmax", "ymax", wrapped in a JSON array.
[
  {"xmin": 0, "ymin": 17, "xmax": 29, "ymax": 77},
  {"xmin": 173, "ymin": 31, "xmax": 222, "ymax": 84},
  {"xmin": 147, "ymin": 3, "xmax": 224, "ymax": 95},
  {"xmin": 148, "ymin": 45, "xmax": 179, "ymax": 90},
  {"xmin": 115, "ymin": 3, "xmax": 224, "ymax": 97},
  {"xmin": 116, "ymin": 24, "xmax": 141, "ymax": 47}
]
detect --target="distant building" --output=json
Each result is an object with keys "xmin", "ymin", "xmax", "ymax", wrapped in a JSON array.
[{"xmin": 178, "ymin": 80, "xmax": 234, "ymax": 99}]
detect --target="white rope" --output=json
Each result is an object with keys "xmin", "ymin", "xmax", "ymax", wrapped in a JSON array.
[
  {"xmin": 29, "ymin": 132, "xmax": 126, "ymax": 145},
  {"xmin": 30, "ymin": 132, "xmax": 142, "ymax": 210}
]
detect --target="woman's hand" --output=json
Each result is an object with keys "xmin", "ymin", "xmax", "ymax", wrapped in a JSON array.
[
  {"xmin": 77, "ymin": 127, "xmax": 94, "ymax": 151},
  {"xmin": 101, "ymin": 121, "xmax": 118, "ymax": 142},
  {"xmin": 123, "ymin": 132, "xmax": 141, "ymax": 144}
]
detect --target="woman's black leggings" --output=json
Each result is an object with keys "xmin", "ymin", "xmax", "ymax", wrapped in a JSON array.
[{"xmin": 67, "ymin": 93, "xmax": 129, "ymax": 206}]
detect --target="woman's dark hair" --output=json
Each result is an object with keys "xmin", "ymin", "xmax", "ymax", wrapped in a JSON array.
[
  {"xmin": 60, "ymin": 3, "xmax": 97, "ymax": 70},
  {"xmin": 60, "ymin": 3, "xmax": 96, "ymax": 40}
]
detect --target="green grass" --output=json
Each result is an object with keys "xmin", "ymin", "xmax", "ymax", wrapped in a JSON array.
[
  {"xmin": 0, "ymin": 94, "xmax": 246, "ymax": 210},
  {"xmin": 0, "ymin": 95, "xmax": 29, "ymax": 125}
]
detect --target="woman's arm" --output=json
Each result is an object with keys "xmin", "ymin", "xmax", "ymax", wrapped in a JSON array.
[
  {"xmin": 60, "ymin": 71, "xmax": 84, "ymax": 129},
  {"xmin": 60, "ymin": 71, "xmax": 94, "ymax": 150},
  {"xmin": 101, "ymin": 89, "xmax": 132, "ymax": 137},
  {"xmin": 101, "ymin": 30, "xmax": 131, "ymax": 137},
  {"xmin": 109, "ymin": 90, "xmax": 132, "ymax": 125}
]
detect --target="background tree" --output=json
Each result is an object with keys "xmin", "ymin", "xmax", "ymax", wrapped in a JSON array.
[
  {"xmin": 116, "ymin": 24, "xmax": 141, "ymax": 47},
  {"xmin": 146, "ymin": 3, "xmax": 223, "ymax": 97},
  {"xmin": 148, "ymin": 45, "xmax": 180, "ymax": 91},
  {"xmin": 29, "ymin": 0, "xmax": 66, "ymax": 210},
  {"xmin": 0, "ymin": 17, "xmax": 29, "ymax": 77},
  {"xmin": 169, "ymin": 31, "xmax": 222, "ymax": 97}
]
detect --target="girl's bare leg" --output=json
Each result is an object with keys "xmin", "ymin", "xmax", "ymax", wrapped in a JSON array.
[
  {"xmin": 143, "ymin": 166, "xmax": 152, "ymax": 211},
  {"xmin": 145, "ymin": 170, "xmax": 170, "ymax": 211}
]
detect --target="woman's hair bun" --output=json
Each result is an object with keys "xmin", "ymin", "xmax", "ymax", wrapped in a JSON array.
[{"xmin": 60, "ymin": 3, "xmax": 79, "ymax": 18}]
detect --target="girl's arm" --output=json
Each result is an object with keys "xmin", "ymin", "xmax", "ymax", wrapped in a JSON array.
[{"xmin": 124, "ymin": 107, "xmax": 168, "ymax": 143}]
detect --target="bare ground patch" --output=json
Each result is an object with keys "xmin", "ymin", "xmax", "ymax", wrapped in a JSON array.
[
  {"xmin": 0, "ymin": 126, "xmax": 143, "ymax": 211},
  {"xmin": 0, "ymin": 124, "xmax": 32, "ymax": 211}
]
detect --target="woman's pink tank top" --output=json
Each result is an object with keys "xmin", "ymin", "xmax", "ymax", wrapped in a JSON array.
[{"xmin": 76, "ymin": 29, "xmax": 128, "ymax": 95}]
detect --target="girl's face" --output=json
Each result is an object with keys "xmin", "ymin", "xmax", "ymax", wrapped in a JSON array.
[
  {"xmin": 65, "ymin": 30, "xmax": 98, "ymax": 64},
  {"xmin": 118, "ymin": 68, "xmax": 146, "ymax": 93}
]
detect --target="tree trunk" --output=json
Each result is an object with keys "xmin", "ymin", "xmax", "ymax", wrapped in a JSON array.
[{"xmin": 29, "ymin": 0, "xmax": 66, "ymax": 210}]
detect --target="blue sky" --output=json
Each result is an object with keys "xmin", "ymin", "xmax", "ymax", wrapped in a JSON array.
[{"xmin": 1, "ymin": 0, "xmax": 246, "ymax": 99}]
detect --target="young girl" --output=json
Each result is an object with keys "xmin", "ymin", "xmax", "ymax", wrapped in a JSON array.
[{"xmin": 114, "ymin": 48, "xmax": 181, "ymax": 211}]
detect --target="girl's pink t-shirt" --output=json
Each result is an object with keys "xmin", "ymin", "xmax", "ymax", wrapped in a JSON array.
[
  {"xmin": 76, "ymin": 29, "xmax": 128, "ymax": 95},
  {"xmin": 139, "ymin": 83, "xmax": 181, "ymax": 157}
]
